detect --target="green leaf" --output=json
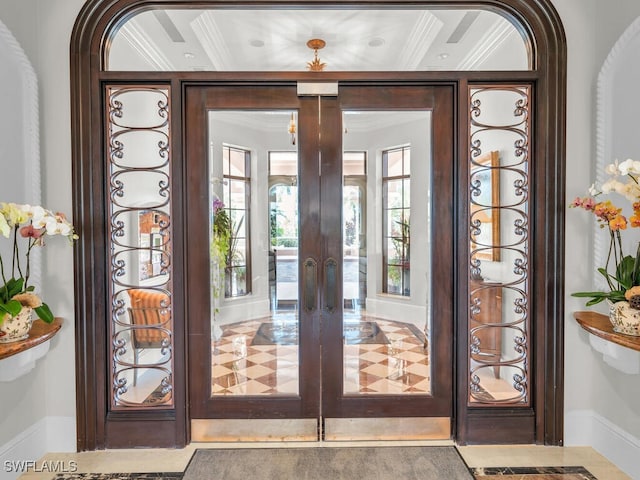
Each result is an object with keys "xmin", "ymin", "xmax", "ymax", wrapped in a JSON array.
[
  {"xmin": 586, "ymin": 297, "xmax": 606, "ymax": 306},
  {"xmin": 615, "ymin": 255, "xmax": 636, "ymax": 289},
  {"xmin": 6, "ymin": 277, "xmax": 24, "ymax": 298},
  {"xmin": 34, "ymin": 303, "xmax": 54, "ymax": 324},
  {"xmin": 0, "ymin": 299, "xmax": 23, "ymax": 317},
  {"xmin": 571, "ymin": 291, "xmax": 609, "ymax": 298}
]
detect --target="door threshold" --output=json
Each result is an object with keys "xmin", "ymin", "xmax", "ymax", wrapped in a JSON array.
[
  {"xmin": 189, "ymin": 439, "xmax": 456, "ymax": 448},
  {"xmin": 323, "ymin": 417, "xmax": 450, "ymax": 441},
  {"xmin": 192, "ymin": 418, "xmax": 318, "ymax": 442},
  {"xmin": 191, "ymin": 417, "xmax": 450, "ymax": 443}
]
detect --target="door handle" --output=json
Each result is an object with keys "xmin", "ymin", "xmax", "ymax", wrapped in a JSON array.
[
  {"xmin": 324, "ymin": 258, "xmax": 338, "ymax": 313},
  {"xmin": 303, "ymin": 258, "xmax": 317, "ymax": 312}
]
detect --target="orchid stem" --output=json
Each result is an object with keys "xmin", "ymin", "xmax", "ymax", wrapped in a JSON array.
[
  {"xmin": 605, "ymin": 230, "xmax": 616, "ymax": 291},
  {"xmin": 0, "ymin": 254, "xmax": 8, "ymax": 303},
  {"xmin": 12, "ymin": 225, "xmax": 25, "ymax": 281}
]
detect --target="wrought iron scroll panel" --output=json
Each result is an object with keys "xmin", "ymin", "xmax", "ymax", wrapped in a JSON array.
[
  {"xmin": 468, "ymin": 85, "xmax": 531, "ymax": 406},
  {"xmin": 106, "ymin": 85, "xmax": 174, "ymax": 409}
]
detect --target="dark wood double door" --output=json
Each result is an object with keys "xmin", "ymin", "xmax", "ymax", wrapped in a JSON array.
[{"xmin": 185, "ymin": 82, "xmax": 454, "ymax": 441}]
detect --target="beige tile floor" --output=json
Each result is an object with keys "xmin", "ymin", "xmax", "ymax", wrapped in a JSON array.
[
  {"xmin": 18, "ymin": 443, "xmax": 631, "ymax": 479},
  {"xmin": 458, "ymin": 445, "xmax": 632, "ymax": 479}
]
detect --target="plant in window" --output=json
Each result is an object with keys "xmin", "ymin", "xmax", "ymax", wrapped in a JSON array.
[
  {"xmin": 393, "ymin": 218, "xmax": 410, "ymax": 264},
  {"xmin": 0, "ymin": 202, "xmax": 78, "ymax": 342},
  {"xmin": 571, "ymin": 159, "xmax": 640, "ymax": 335},
  {"xmin": 211, "ymin": 198, "xmax": 231, "ymax": 300},
  {"xmin": 224, "ymin": 215, "xmax": 246, "ymax": 297},
  {"xmin": 389, "ymin": 217, "xmax": 410, "ymax": 296}
]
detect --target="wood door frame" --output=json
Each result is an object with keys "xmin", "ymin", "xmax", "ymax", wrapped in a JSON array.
[{"xmin": 71, "ymin": 0, "xmax": 566, "ymax": 450}]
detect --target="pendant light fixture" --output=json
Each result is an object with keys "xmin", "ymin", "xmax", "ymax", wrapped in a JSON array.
[{"xmin": 306, "ymin": 38, "xmax": 327, "ymax": 71}]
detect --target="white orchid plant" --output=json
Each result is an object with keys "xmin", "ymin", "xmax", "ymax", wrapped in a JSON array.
[
  {"xmin": 571, "ymin": 159, "xmax": 640, "ymax": 307},
  {"xmin": 0, "ymin": 202, "xmax": 78, "ymax": 325}
]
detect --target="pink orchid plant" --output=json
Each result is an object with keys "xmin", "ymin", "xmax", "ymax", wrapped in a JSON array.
[
  {"xmin": 571, "ymin": 159, "xmax": 640, "ymax": 307},
  {"xmin": 0, "ymin": 202, "xmax": 78, "ymax": 325}
]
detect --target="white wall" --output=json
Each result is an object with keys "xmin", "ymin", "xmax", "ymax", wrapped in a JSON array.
[
  {"xmin": 0, "ymin": 0, "xmax": 84, "ymax": 474},
  {"xmin": 0, "ymin": 1, "xmax": 639, "ymax": 479},
  {"xmin": 560, "ymin": 0, "xmax": 640, "ymax": 478}
]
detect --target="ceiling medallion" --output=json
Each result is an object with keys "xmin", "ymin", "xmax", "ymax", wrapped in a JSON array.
[{"xmin": 306, "ymin": 38, "xmax": 327, "ymax": 71}]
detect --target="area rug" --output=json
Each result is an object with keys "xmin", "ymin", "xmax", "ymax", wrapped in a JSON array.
[
  {"xmin": 250, "ymin": 321, "xmax": 298, "ymax": 345},
  {"xmin": 343, "ymin": 321, "xmax": 390, "ymax": 344},
  {"xmin": 142, "ymin": 384, "xmax": 172, "ymax": 405},
  {"xmin": 471, "ymin": 466, "xmax": 598, "ymax": 479},
  {"xmin": 182, "ymin": 447, "xmax": 473, "ymax": 480},
  {"xmin": 53, "ymin": 474, "xmax": 182, "ymax": 479},
  {"xmin": 251, "ymin": 321, "xmax": 391, "ymax": 346}
]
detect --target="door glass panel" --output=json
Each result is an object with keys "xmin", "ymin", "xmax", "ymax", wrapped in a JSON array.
[
  {"xmin": 210, "ymin": 111, "xmax": 299, "ymax": 396},
  {"xmin": 107, "ymin": 9, "xmax": 530, "ymax": 72},
  {"xmin": 342, "ymin": 111, "xmax": 431, "ymax": 396}
]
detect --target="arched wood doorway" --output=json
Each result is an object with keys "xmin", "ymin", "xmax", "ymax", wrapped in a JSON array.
[{"xmin": 70, "ymin": 0, "xmax": 566, "ymax": 450}]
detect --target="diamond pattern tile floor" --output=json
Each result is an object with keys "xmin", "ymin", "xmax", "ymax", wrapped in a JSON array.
[{"xmin": 211, "ymin": 313, "xmax": 431, "ymax": 396}]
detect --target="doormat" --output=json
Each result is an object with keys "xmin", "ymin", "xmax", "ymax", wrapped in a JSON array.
[
  {"xmin": 471, "ymin": 466, "xmax": 597, "ymax": 479},
  {"xmin": 53, "ymin": 474, "xmax": 183, "ymax": 480},
  {"xmin": 182, "ymin": 447, "xmax": 473, "ymax": 480},
  {"xmin": 251, "ymin": 321, "xmax": 391, "ymax": 346}
]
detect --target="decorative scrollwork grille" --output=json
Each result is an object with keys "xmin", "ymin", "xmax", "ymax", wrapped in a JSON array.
[
  {"xmin": 106, "ymin": 85, "xmax": 174, "ymax": 409},
  {"xmin": 467, "ymin": 85, "xmax": 531, "ymax": 406}
]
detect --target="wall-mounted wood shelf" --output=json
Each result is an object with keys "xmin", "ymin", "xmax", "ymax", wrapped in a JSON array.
[
  {"xmin": 574, "ymin": 311, "xmax": 640, "ymax": 352},
  {"xmin": 0, "ymin": 318, "xmax": 63, "ymax": 360}
]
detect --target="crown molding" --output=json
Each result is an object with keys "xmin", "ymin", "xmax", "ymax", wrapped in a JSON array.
[
  {"xmin": 191, "ymin": 12, "xmax": 231, "ymax": 71},
  {"xmin": 397, "ymin": 11, "xmax": 444, "ymax": 70},
  {"xmin": 119, "ymin": 19, "xmax": 175, "ymax": 71},
  {"xmin": 457, "ymin": 17, "xmax": 513, "ymax": 70}
]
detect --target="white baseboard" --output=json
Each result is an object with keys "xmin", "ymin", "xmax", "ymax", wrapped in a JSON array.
[
  {"xmin": 217, "ymin": 297, "xmax": 270, "ymax": 325},
  {"xmin": 565, "ymin": 409, "xmax": 640, "ymax": 479},
  {"xmin": 0, "ymin": 416, "xmax": 76, "ymax": 480},
  {"xmin": 365, "ymin": 297, "xmax": 427, "ymax": 330}
]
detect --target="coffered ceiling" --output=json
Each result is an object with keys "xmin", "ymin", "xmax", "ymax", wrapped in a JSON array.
[{"xmin": 108, "ymin": 8, "xmax": 529, "ymax": 72}]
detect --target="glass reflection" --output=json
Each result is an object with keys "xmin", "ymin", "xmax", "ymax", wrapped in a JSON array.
[
  {"xmin": 209, "ymin": 111, "xmax": 300, "ymax": 396},
  {"xmin": 108, "ymin": 9, "xmax": 529, "ymax": 72},
  {"xmin": 342, "ymin": 111, "xmax": 431, "ymax": 396}
]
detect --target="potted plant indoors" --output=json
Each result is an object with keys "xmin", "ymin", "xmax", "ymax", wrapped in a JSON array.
[
  {"xmin": 0, "ymin": 202, "xmax": 77, "ymax": 343},
  {"xmin": 571, "ymin": 159, "xmax": 640, "ymax": 336}
]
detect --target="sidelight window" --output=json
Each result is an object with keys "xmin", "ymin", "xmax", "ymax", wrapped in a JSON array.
[
  {"xmin": 222, "ymin": 145, "xmax": 251, "ymax": 297},
  {"xmin": 382, "ymin": 146, "xmax": 411, "ymax": 297}
]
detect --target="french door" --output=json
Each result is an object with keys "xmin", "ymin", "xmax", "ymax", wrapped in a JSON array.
[{"xmin": 185, "ymin": 82, "xmax": 454, "ymax": 441}]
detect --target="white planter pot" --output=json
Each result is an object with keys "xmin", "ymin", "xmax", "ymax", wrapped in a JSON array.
[{"xmin": 0, "ymin": 306, "xmax": 33, "ymax": 343}]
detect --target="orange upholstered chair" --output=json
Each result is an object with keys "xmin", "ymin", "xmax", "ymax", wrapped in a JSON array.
[{"xmin": 127, "ymin": 289, "xmax": 171, "ymax": 385}]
